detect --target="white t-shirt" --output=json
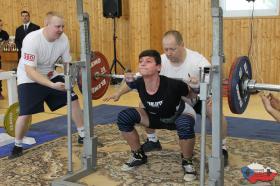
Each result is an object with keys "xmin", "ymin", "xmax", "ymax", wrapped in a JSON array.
[
  {"xmin": 160, "ymin": 48, "xmax": 210, "ymax": 81},
  {"xmin": 17, "ymin": 28, "xmax": 71, "ymax": 85},
  {"xmin": 160, "ymin": 48, "xmax": 210, "ymax": 116}
]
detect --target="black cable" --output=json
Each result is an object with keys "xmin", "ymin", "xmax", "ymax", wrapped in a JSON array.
[{"xmin": 247, "ymin": 1, "xmax": 255, "ymax": 57}]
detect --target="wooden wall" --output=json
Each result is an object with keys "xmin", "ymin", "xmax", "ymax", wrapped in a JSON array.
[
  {"xmin": 0, "ymin": 0, "xmax": 279, "ymax": 83},
  {"xmin": 223, "ymin": 18, "xmax": 280, "ymax": 84}
]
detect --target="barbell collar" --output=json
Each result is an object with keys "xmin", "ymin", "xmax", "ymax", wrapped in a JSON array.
[{"xmin": 245, "ymin": 79, "xmax": 256, "ymax": 93}]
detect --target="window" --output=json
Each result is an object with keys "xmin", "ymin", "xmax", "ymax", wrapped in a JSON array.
[{"xmin": 220, "ymin": 0, "xmax": 279, "ymax": 17}]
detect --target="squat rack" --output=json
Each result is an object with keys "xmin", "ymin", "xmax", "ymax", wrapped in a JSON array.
[{"xmin": 52, "ymin": 0, "xmax": 225, "ymax": 185}]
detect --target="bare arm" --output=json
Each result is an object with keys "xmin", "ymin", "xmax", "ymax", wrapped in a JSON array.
[
  {"xmin": 25, "ymin": 65, "xmax": 65, "ymax": 91},
  {"xmin": 103, "ymin": 81, "xmax": 132, "ymax": 102},
  {"xmin": 260, "ymin": 94, "xmax": 280, "ymax": 122}
]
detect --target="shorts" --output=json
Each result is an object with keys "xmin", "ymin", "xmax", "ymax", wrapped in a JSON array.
[
  {"xmin": 147, "ymin": 102, "xmax": 196, "ymax": 130},
  {"xmin": 18, "ymin": 75, "xmax": 78, "ymax": 115},
  {"xmin": 147, "ymin": 113, "xmax": 177, "ymax": 130}
]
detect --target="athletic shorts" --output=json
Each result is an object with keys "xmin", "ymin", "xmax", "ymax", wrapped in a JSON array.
[
  {"xmin": 146, "ymin": 102, "xmax": 196, "ymax": 130},
  {"xmin": 147, "ymin": 113, "xmax": 177, "ymax": 130},
  {"xmin": 18, "ymin": 75, "xmax": 78, "ymax": 115}
]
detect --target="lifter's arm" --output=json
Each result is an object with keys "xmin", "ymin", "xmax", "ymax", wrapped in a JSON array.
[{"xmin": 103, "ymin": 81, "xmax": 132, "ymax": 102}]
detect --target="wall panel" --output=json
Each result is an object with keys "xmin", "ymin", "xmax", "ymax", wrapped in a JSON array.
[{"xmin": 161, "ymin": 0, "xmax": 280, "ymax": 84}]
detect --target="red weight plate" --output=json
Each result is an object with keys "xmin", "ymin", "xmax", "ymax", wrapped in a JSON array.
[
  {"xmin": 77, "ymin": 51, "xmax": 110, "ymax": 100},
  {"xmin": 90, "ymin": 51, "xmax": 110, "ymax": 99}
]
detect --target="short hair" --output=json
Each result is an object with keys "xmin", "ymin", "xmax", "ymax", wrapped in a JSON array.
[
  {"xmin": 163, "ymin": 30, "xmax": 183, "ymax": 45},
  {"xmin": 21, "ymin": 10, "xmax": 30, "ymax": 16},
  {"xmin": 139, "ymin": 49, "xmax": 161, "ymax": 65},
  {"xmin": 46, "ymin": 11, "xmax": 63, "ymax": 19},
  {"xmin": 45, "ymin": 11, "xmax": 64, "ymax": 25}
]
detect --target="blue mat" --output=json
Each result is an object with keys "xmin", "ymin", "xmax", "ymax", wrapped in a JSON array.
[
  {"xmin": 195, "ymin": 117, "xmax": 280, "ymax": 142},
  {"xmin": 0, "ymin": 104, "xmax": 127, "ymax": 158},
  {"xmin": 1, "ymin": 104, "xmax": 280, "ymax": 158}
]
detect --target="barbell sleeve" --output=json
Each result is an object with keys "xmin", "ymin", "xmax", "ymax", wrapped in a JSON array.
[
  {"xmin": 247, "ymin": 80, "xmax": 280, "ymax": 92},
  {"xmin": 254, "ymin": 83, "xmax": 280, "ymax": 92}
]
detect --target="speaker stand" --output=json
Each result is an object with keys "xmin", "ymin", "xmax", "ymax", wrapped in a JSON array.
[{"xmin": 110, "ymin": 17, "xmax": 125, "ymax": 85}]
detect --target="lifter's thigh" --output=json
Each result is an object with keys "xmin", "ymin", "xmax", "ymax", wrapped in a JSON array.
[{"xmin": 135, "ymin": 108, "xmax": 150, "ymax": 128}]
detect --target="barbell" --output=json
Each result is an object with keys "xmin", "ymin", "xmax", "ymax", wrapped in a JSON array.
[
  {"xmin": 4, "ymin": 53, "xmax": 280, "ymax": 135},
  {"xmin": 78, "ymin": 52, "xmax": 280, "ymax": 115}
]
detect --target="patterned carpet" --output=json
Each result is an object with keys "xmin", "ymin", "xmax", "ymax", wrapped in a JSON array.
[{"xmin": 0, "ymin": 124, "xmax": 279, "ymax": 186}]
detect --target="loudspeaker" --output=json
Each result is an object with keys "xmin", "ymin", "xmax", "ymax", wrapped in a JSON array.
[{"xmin": 103, "ymin": 0, "xmax": 122, "ymax": 18}]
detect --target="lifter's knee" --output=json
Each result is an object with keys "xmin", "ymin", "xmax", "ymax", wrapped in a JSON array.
[
  {"xmin": 117, "ymin": 108, "xmax": 141, "ymax": 132},
  {"xmin": 175, "ymin": 115, "xmax": 195, "ymax": 139}
]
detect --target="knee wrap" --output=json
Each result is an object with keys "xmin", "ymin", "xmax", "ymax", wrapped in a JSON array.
[
  {"xmin": 117, "ymin": 108, "xmax": 141, "ymax": 132},
  {"xmin": 175, "ymin": 115, "xmax": 195, "ymax": 139}
]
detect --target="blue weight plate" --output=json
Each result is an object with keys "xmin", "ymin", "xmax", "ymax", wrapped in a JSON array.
[{"xmin": 228, "ymin": 56, "xmax": 252, "ymax": 114}]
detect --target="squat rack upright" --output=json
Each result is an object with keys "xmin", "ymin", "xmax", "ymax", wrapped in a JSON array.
[{"xmin": 52, "ymin": 0, "xmax": 97, "ymax": 185}]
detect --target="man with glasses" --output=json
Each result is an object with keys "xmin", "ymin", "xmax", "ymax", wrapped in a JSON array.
[
  {"xmin": 15, "ymin": 10, "xmax": 40, "ymax": 61},
  {"xmin": 0, "ymin": 19, "xmax": 9, "ymax": 99}
]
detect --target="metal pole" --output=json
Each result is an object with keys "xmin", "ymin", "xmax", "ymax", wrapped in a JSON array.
[
  {"xmin": 199, "ymin": 81, "xmax": 209, "ymax": 186},
  {"xmin": 209, "ymin": 0, "xmax": 224, "ymax": 185},
  {"xmin": 65, "ymin": 63, "xmax": 73, "ymax": 174},
  {"xmin": 113, "ymin": 18, "xmax": 117, "ymax": 74}
]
